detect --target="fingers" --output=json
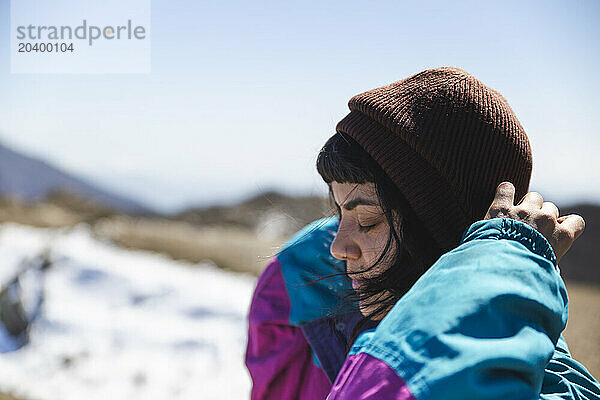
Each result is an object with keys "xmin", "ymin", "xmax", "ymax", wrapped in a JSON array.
[
  {"xmin": 557, "ymin": 214, "xmax": 586, "ymax": 241},
  {"xmin": 483, "ymin": 183, "xmax": 585, "ymax": 263},
  {"xmin": 486, "ymin": 182, "xmax": 515, "ymax": 219},
  {"xmin": 548, "ymin": 214, "xmax": 585, "ymax": 262},
  {"xmin": 541, "ymin": 202, "xmax": 559, "ymax": 219},
  {"xmin": 519, "ymin": 192, "xmax": 544, "ymax": 208},
  {"xmin": 493, "ymin": 182, "xmax": 516, "ymax": 207},
  {"xmin": 521, "ymin": 201, "xmax": 556, "ymax": 239}
]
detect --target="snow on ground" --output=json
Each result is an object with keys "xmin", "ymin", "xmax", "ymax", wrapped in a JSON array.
[{"xmin": 0, "ymin": 222, "xmax": 257, "ymax": 400}]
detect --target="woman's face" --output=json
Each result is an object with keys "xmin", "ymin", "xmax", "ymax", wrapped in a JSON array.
[{"xmin": 330, "ymin": 181, "xmax": 398, "ymax": 318}]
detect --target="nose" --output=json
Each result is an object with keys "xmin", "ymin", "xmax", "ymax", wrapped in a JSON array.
[{"xmin": 330, "ymin": 229, "xmax": 361, "ymax": 261}]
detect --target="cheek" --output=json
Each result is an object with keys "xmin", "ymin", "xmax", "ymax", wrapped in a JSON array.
[
  {"xmin": 359, "ymin": 229, "xmax": 395, "ymax": 275},
  {"xmin": 366, "ymin": 225, "xmax": 392, "ymax": 255},
  {"xmin": 360, "ymin": 237, "xmax": 385, "ymax": 260}
]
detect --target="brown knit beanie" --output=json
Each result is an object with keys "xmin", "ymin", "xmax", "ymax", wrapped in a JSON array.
[{"xmin": 336, "ymin": 67, "xmax": 532, "ymax": 252}]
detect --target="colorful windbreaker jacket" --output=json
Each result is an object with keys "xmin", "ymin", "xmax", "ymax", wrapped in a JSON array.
[{"xmin": 245, "ymin": 217, "xmax": 600, "ymax": 399}]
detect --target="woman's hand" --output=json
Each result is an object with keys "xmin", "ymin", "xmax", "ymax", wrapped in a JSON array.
[{"xmin": 484, "ymin": 182, "xmax": 585, "ymax": 262}]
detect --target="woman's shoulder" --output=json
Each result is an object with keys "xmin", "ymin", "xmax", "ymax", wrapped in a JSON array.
[
  {"xmin": 277, "ymin": 217, "xmax": 339, "ymax": 266},
  {"xmin": 329, "ymin": 218, "xmax": 570, "ymax": 399}
]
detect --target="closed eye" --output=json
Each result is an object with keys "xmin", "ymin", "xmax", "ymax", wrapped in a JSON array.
[{"xmin": 358, "ymin": 222, "xmax": 378, "ymax": 232}]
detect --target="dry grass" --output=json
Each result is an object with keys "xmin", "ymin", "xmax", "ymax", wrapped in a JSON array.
[
  {"xmin": 0, "ymin": 198, "xmax": 288, "ymax": 275},
  {"xmin": 93, "ymin": 216, "xmax": 285, "ymax": 275},
  {"xmin": 0, "ymin": 198, "xmax": 81, "ymax": 227},
  {"xmin": 562, "ymin": 281, "xmax": 600, "ymax": 379},
  {"xmin": 0, "ymin": 392, "xmax": 23, "ymax": 400}
]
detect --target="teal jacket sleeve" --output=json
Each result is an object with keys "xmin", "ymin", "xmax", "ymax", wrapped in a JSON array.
[
  {"xmin": 541, "ymin": 335, "xmax": 600, "ymax": 399},
  {"xmin": 245, "ymin": 217, "xmax": 351, "ymax": 399},
  {"xmin": 328, "ymin": 218, "xmax": 577, "ymax": 400}
]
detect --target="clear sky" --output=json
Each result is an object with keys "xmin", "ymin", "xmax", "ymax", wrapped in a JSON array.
[{"xmin": 0, "ymin": 0, "xmax": 598, "ymax": 212}]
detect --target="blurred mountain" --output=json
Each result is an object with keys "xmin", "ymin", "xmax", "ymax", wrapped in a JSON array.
[
  {"xmin": 174, "ymin": 190, "xmax": 332, "ymax": 237},
  {"xmin": 559, "ymin": 204, "xmax": 600, "ymax": 283},
  {"xmin": 0, "ymin": 142, "xmax": 151, "ymax": 214}
]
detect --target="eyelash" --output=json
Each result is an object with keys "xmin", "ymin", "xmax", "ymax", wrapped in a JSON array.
[
  {"xmin": 358, "ymin": 222, "xmax": 378, "ymax": 232},
  {"xmin": 334, "ymin": 205, "xmax": 380, "ymax": 232}
]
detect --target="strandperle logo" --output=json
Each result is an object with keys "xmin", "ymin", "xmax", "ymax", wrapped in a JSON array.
[
  {"xmin": 11, "ymin": 0, "xmax": 151, "ymax": 73},
  {"xmin": 16, "ymin": 20, "xmax": 147, "ymax": 46}
]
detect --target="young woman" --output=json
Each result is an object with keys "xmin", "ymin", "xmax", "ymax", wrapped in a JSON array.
[{"xmin": 245, "ymin": 67, "xmax": 600, "ymax": 399}]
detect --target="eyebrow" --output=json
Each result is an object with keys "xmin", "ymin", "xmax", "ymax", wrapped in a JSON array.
[{"xmin": 338, "ymin": 197, "xmax": 378, "ymax": 211}]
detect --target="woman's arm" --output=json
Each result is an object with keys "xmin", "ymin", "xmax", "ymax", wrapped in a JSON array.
[
  {"xmin": 245, "ymin": 257, "xmax": 331, "ymax": 400},
  {"xmin": 327, "ymin": 217, "xmax": 570, "ymax": 400},
  {"xmin": 541, "ymin": 335, "xmax": 600, "ymax": 399},
  {"xmin": 245, "ymin": 217, "xmax": 350, "ymax": 399}
]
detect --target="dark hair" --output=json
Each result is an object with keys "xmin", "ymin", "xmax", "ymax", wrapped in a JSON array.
[{"xmin": 316, "ymin": 132, "xmax": 444, "ymax": 346}]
